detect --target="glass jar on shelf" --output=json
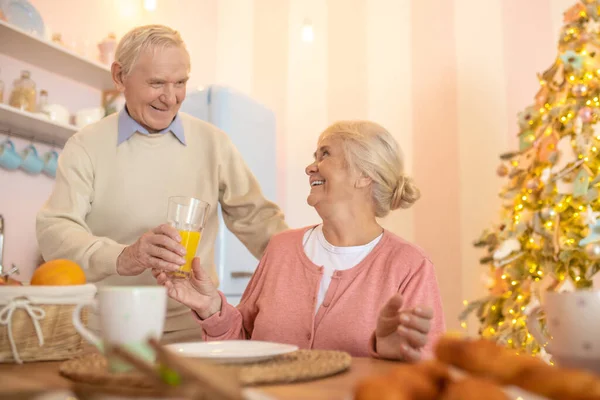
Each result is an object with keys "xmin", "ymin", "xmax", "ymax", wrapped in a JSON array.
[
  {"xmin": 9, "ymin": 70, "xmax": 37, "ymax": 112},
  {"xmin": 37, "ymin": 89, "xmax": 48, "ymax": 115}
]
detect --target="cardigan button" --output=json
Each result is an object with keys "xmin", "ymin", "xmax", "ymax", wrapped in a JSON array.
[{"xmin": 307, "ymin": 333, "xmax": 312, "ymax": 340}]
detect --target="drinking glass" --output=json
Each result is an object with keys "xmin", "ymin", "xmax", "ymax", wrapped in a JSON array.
[{"xmin": 167, "ymin": 196, "xmax": 210, "ymax": 279}]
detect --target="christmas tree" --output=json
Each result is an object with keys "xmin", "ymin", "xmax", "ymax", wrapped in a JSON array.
[{"xmin": 462, "ymin": 0, "xmax": 600, "ymax": 358}]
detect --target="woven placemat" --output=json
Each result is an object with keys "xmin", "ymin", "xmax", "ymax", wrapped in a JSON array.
[{"xmin": 60, "ymin": 349, "xmax": 351, "ymax": 394}]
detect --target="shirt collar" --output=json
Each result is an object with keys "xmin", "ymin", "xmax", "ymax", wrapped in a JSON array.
[{"xmin": 117, "ymin": 106, "xmax": 186, "ymax": 146}]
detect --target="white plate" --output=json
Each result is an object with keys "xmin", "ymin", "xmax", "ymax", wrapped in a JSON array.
[{"xmin": 165, "ymin": 340, "xmax": 299, "ymax": 364}]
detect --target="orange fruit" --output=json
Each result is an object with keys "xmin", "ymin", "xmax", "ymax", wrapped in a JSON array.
[{"xmin": 30, "ymin": 259, "xmax": 86, "ymax": 286}]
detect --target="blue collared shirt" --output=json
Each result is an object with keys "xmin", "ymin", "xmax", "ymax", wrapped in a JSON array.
[{"xmin": 117, "ymin": 107, "xmax": 186, "ymax": 146}]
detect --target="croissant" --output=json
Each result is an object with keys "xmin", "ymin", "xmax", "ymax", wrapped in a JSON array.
[
  {"xmin": 413, "ymin": 359, "xmax": 451, "ymax": 392},
  {"xmin": 355, "ymin": 361, "xmax": 450, "ymax": 400},
  {"xmin": 435, "ymin": 336, "xmax": 545, "ymax": 383},
  {"xmin": 440, "ymin": 377, "xmax": 509, "ymax": 400},
  {"xmin": 511, "ymin": 362, "xmax": 600, "ymax": 400},
  {"xmin": 356, "ymin": 336, "xmax": 600, "ymax": 400},
  {"xmin": 435, "ymin": 336, "xmax": 600, "ymax": 400}
]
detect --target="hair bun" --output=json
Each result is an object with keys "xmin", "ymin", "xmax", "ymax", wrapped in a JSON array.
[{"xmin": 391, "ymin": 176, "xmax": 421, "ymax": 210}]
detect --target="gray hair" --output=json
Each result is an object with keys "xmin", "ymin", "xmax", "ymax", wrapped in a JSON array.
[
  {"xmin": 320, "ymin": 120, "xmax": 421, "ymax": 218},
  {"xmin": 114, "ymin": 24, "xmax": 189, "ymax": 77}
]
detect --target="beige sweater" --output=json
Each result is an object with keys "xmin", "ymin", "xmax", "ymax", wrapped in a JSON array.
[{"xmin": 36, "ymin": 112, "xmax": 288, "ymax": 332}]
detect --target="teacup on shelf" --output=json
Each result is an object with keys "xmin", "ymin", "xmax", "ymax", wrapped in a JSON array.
[
  {"xmin": 75, "ymin": 107, "xmax": 105, "ymax": 128},
  {"xmin": 41, "ymin": 103, "xmax": 70, "ymax": 125}
]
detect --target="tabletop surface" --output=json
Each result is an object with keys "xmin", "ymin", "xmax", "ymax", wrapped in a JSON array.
[{"xmin": 0, "ymin": 356, "xmax": 399, "ymax": 400}]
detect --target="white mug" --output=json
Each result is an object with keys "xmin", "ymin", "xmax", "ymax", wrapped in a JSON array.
[
  {"xmin": 72, "ymin": 286, "xmax": 167, "ymax": 372},
  {"xmin": 526, "ymin": 290, "xmax": 600, "ymax": 374}
]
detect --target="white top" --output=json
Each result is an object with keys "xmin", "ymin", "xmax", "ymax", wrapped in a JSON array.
[{"xmin": 303, "ymin": 225, "xmax": 383, "ymax": 312}]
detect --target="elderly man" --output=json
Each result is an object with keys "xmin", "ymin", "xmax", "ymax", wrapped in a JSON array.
[{"xmin": 36, "ymin": 24, "xmax": 288, "ymax": 343}]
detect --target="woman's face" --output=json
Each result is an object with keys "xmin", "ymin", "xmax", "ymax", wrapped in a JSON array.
[{"xmin": 305, "ymin": 136, "xmax": 360, "ymax": 211}]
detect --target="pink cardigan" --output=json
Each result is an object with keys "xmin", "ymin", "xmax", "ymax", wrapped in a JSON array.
[{"xmin": 196, "ymin": 227, "xmax": 446, "ymax": 358}]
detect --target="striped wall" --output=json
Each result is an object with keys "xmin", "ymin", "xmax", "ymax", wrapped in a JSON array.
[{"xmin": 4, "ymin": 0, "xmax": 571, "ymax": 328}]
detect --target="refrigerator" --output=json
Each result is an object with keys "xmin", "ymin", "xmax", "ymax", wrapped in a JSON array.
[{"xmin": 180, "ymin": 85, "xmax": 277, "ymax": 305}]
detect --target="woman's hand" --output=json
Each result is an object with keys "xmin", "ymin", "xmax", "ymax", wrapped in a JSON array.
[
  {"xmin": 153, "ymin": 257, "xmax": 222, "ymax": 319},
  {"xmin": 375, "ymin": 293, "xmax": 433, "ymax": 361}
]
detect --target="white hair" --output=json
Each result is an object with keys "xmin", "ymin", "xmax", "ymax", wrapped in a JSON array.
[
  {"xmin": 114, "ymin": 24, "xmax": 189, "ymax": 77},
  {"xmin": 320, "ymin": 120, "xmax": 421, "ymax": 218}
]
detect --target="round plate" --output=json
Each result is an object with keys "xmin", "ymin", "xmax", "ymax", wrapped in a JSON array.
[
  {"xmin": 0, "ymin": 0, "xmax": 45, "ymax": 37},
  {"xmin": 165, "ymin": 340, "xmax": 299, "ymax": 364}
]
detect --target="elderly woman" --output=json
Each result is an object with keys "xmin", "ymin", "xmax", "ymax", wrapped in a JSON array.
[{"xmin": 154, "ymin": 121, "xmax": 445, "ymax": 360}]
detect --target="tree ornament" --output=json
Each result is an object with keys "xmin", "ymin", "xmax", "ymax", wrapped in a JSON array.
[
  {"xmin": 563, "ymin": 3, "xmax": 586, "ymax": 23},
  {"xmin": 583, "ymin": 205, "xmax": 600, "ymax": 226},
  {"xmin": 574, "ymin": 116, "xmax": 584, "ymax": 135},
  {"xmin": 493, "ymin": 238, "xmax": 522, "ymax": 261},
  {"xmin": 540, "ymin": 167, "xmax": 552, "ymax": 184},
  {"xmin": 585, "ymin": 242, "xmax": 600, "ymax": 259},
  {"xmin": 535, "ymin": 86, "xmax": 549, "ymax": 107},
  {"xmin": 586, "ymin": 18, "xmax": 600, "ymax": 33},
  {"xmin": 551, "ymin": 136, "xmax": 577, "ymax": 173},
  {"xmin": 561, "ymin": 50, "xmax": 584, "ymax": 70},
  {"xmin": 538, "ymin": 132, "xmax": 559, "ymax": 162},
  {"xmin": 497, "ymin": 164, "xmax": 509, "ymax": 177},
  {"xmin": 526, "ymin": 178, "xmax": 542, "ymax": 191},
  {"xmin": 578, "ymin": 106, "xmax": 594, "ymax": 122},
  {"xmin": 580, "ymin": 220, "xmax": 600, "ymax": 245},
  {"xmin": 572, "ymin": 83, "xmax": 589, "ymax": 97},
  {"xmin": 518, "ymin": 107, "xmax": 539, "ymax": 130},
  {"xmin": 556, "ymin": 178, "xmax": 575, "ymax": 194},
  {"xmin": 540, "ymin": 207, "xmax": 557, "ymax": 220}
]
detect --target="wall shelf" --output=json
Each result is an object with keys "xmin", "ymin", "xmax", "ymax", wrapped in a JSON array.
[
  {"xmin": 0, "ymin": 103, "xmax": 77, "ymax": 146},
  {"xmin": 0, "ymin": 20, "xmax": 113, "ymax": 90}
]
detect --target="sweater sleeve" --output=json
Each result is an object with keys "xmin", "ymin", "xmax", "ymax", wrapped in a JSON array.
[
  {"xmin": 195, "ymin": 239, "xmax": 273, "ymax": 340},
  {"xmin": 217, "ymin": 134, "xmax": 288, "ymax": 259},
  {"xmin": 36, "ymin": 137, "xmax": 126, "ymax": 281},
  {"xmin": 371, "ymin": 258, "xmax": 446, "ymax": 360}
]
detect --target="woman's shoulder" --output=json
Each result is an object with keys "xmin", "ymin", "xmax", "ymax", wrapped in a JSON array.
[{"xmin": 380, "ymin": 230, "xmax": 433, "ymax": 266}]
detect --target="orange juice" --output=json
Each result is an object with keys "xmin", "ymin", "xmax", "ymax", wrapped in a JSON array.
[{"xmin": 173, "ymin": 230, "xmax": 201, "ymax": 278}]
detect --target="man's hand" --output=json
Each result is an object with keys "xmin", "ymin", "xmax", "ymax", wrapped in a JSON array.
[
  {"xmin": 375, "ymin": 293, "xmax": 433, "ymax": 361},
  {"xmin": 117, "ymin": 224, "xmax": 187, "ymax": 276},
  {"xmin": 153, "ymin": 257, "xmax": 222, "ymax": 319}
]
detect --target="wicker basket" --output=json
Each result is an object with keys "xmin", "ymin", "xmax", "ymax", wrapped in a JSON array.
[{"xmin": 0, "ymin": 284, "xmax": 96, "ymax": 363}]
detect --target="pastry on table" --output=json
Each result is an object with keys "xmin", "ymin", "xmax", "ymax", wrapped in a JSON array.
[
  {"xmin": 434, "ymin": 336, "xmax": 544, "ymax": 384},
  {"xmin": 440, "ymin": 377, "xmax": 509, "ymax": 400},
  {"xmin": 435, "ymin": 336, "xmax": 600, "ymax": 400},
  {"xmin": 511, "ymin": 362, "xmax": 600, "ymax": 400},
  {"xmin": 355, "ymin": 361, "xmax": 450, "ymax": 400}
]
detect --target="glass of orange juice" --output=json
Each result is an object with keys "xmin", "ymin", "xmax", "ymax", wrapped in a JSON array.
[{"xmin": 167, "ymin": 196, "xmax": 210, "ymax": 279}]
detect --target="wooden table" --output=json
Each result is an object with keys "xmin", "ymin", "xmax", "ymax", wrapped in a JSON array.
[{"xmin": 0, "ymin": 357, "xmax": 398, "ymax": 400}]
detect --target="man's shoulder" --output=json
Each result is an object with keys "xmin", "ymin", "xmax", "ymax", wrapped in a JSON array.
[
  {"xmin": 69, "ymin": 112, "xmax": 119, "ymax": 149},
  {"xmin": 178, "ymin": 112, "xmax": 240, "ymax": 157},
  {"xmin": 179, "ymin": 112, "xmax": 225, "ymax": 140}
]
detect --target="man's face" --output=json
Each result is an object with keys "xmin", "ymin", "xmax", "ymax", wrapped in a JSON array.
[{"xmin": 116, "ymin": 45, "xmax": 190, "ymax": 132}]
